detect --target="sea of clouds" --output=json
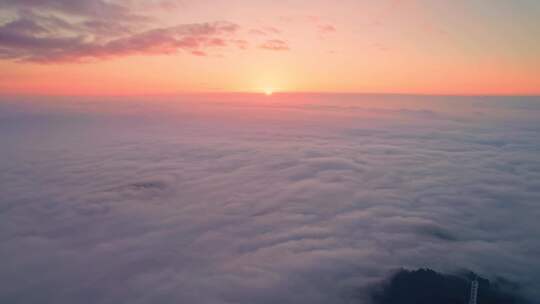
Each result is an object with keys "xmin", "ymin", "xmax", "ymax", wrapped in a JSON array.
[{"xmin": 1, "ymin": 94, "xmax": 539, "ymax": 303}]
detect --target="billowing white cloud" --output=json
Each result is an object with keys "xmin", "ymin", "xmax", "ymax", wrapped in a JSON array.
[{"xmin": 0, "ymin": 94, "xmax": 539, "ymax": 303}]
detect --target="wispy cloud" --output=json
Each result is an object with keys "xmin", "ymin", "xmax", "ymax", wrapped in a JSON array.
[
  {"xmin": 0, "ymin": 0, "xmax": 148, "ymax": 22},
  {"xmin": 0, "ymin": 20, "xmax": 240, "ymax": 62},
  {"xmin": 317, "ymin": 24, "xmax": 336, "ymax": 34},
  {"xmin": 259, "ymin": 39, "xmax": 289, "ymax": 51},
  {"xmin": 0, "ymin": 0, "xmax": 242, "ymax": 62},
  {"xmin": 249, "ymin": 26, "xmax": 282, "ymax": 36}
]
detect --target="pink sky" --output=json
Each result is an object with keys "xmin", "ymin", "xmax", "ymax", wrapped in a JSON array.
[{"xmin": 0, "ymin": 0, "xmax": 539, "ymax": 95}]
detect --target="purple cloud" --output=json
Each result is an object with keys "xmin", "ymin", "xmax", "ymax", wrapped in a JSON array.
[
  {"xmin": 249, "ymin": 26, "xmax": 282, "ymax": 36},
  {"xmin": 261, "ymin": 26, "xmax": 281, "ymax": 34},
  {"xmin": 249, "ymin": 29, "xmax": 267, "ymax": 36},
  {"xmin": 0, "ymin": 0, "xmax": 144, "ymax": 21},
  {"xmin": 0, "ymin": 0, "xmax": 242, "ymax": 62},
  {"xmin": 318, "ymin": 24, "xmax": 336, "ymax": 34},
  {"xmin": 259, "ymin": 39, "xmax": 289, "ymax": 51},
  {"xmin": 231, "ymin": 39, "xmax": 249, "ymax": 49},
  {"xmin": 0, "ymin": 18, "xmax": 241, "ymax": 62}
]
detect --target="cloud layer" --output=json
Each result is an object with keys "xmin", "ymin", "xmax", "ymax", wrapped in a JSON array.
[
  {"xmin": 0, "ymin": 0, "xmax": 246, "ymax": 62},
  {"xmin": 0, "ymin": 1, "xmax": 343, "ymax": 62},
  {"xmin": 259, "ymin": 39, "xmax": 289, "ymax": 51},
  {"xmin": 0, "ymin": 94, "xmax": 539, "ymax": 303}
]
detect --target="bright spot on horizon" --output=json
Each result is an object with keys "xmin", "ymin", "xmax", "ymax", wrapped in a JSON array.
[{"xmin": 264, "ymin": 89, "xmax": 273, "ymax": 96}]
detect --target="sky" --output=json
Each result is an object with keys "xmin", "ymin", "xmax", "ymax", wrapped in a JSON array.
[{"xmin": 0, "ymin": 0, "xmax": 539, "ymax": 95}]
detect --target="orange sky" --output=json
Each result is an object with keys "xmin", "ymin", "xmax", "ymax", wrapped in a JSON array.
[{"xmin": 0, "ymin": 0, "xmax": 539, "ymax": 96}]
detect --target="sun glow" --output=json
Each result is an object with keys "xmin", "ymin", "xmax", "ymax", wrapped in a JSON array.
[{"xmin": 264, "ymin": 88, "xmax": 273, "ymax": 96}]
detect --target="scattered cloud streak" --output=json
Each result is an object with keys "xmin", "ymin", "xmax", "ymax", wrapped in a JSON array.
[
  {"xmin": 249, "ymin": 26, "xmax": 281, "ymax": 36},
  {"xmin": 259, "ymin": 39, "xmax": 289, "ymax": 51},
  {"xmin": 318, "ymin": 24, "xmax": 337, "ymax": 34},
  {"xmin": 0, "ymin": 0, "xmax": 243, "ymax": 62}
]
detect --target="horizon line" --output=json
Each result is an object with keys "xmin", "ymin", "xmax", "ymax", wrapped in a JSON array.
[{"xmin": 1, "ymin": 91, "xmax": 539, "ymax": 98}]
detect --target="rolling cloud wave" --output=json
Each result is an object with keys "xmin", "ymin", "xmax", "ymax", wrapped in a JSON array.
[{"xmin": 0, "ymin": 95, "xmax": 539, "ymax": 303}]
